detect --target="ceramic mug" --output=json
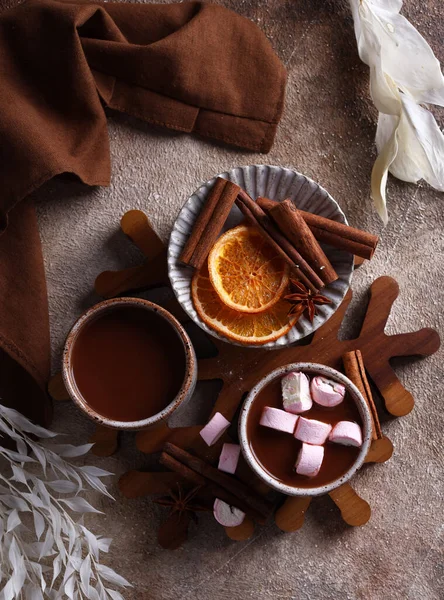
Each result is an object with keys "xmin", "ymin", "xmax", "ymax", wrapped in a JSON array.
[
  {"xmin": 63, "ymin": 297, "xmax": 197, "ymax": 430},
  {"xmin": 238, "ymin": 362, "xmax": 372, "ymax": 496}
]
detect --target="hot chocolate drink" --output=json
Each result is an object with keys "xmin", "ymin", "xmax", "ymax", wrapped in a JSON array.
[
  {"xmin": 247, "ymin": 375, "xmax": 362, "ymax": 488},
  {"xmin": 70, "ymin": 305, "xmax": 186, "ymax": 422}
]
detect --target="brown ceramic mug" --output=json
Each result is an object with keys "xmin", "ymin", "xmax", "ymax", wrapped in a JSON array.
[{"xmin": 63, "ymin": 297, "xmax": 197, "ymax": 430}]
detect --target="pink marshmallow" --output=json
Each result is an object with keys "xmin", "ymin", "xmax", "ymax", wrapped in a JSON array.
[
  {"xmin": 311, "ymin": 376, "xmax": 345, "ymax": 407},
  {"xmin": 260, "ymin": 406, "xmax": 299, "ymax": 434},
  {"xmin": 213, "ymin": 499, "xmax": 245, "ymax": 527},
  {"xmin": 200, "ymin": 412, "xmax": 230, "ymax": 446},
  {"xmin": 281, "ymin": 372, "xmax": 312, "ymax": 414},
  {"xmin": 295, "ymin": 443, "xmax": 324, "ymax": 477},
  {"xmin": 329, "ymin": 421, "xmax": 363, "ymax": 447},
  {"xmin": 294, "ymin": 416, "xmax": 332, "ymax": 445},
  {"xmin": 218, "ymin": 443, "xmax": 241, "ymax": 474}
]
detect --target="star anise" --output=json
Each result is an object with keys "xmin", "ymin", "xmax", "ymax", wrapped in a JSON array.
[
  {"xmin": 154, "ymin": 484, "xmax": 211, "ymax": 549},
  {"xmin": 154, "ymin": 484, "xmax": 210, "ymax": 520},
  {"xmin": 284, "ymin": 279, "xmax": 332, "ymax": 323}
]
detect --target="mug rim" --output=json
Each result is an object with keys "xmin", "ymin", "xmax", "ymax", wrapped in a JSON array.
[
  {"xmin": 238, "ymin": 362, "xmax": 372, "ymax": 496},
  {"xmin": 62, "ymin": 297, "xmax": 197, "ymax": 430}
]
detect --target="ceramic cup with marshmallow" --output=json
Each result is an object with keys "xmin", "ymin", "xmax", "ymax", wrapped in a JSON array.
[{"xmin": 239, "ymin": 363, "xmax": 372, "ymax": 497}]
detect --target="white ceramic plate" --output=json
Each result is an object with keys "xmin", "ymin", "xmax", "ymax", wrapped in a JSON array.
[{"xmin": 168, "ymin": 165, "xmax": 353, "ymax": 348}]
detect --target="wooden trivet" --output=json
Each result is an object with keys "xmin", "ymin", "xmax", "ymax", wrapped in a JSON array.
[{"xmin": 49, "ymin": 210, "xmax": 440, "ymax": 538}]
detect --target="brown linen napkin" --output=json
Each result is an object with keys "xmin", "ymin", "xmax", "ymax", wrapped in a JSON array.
[{"xmin": 0, "ymin": 0, "xmax": 286, "ymax": 424}]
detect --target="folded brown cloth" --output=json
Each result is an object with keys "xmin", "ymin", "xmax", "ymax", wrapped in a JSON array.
[{"xmin": 0, "ymin": 0, "xmax": 286, "ymax": 425}]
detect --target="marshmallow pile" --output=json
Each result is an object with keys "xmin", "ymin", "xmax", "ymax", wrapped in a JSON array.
[
  {"xmin": 199, "ymin": 412, "xmax": 246, "ymax": 527},
  {"xmin": 260, "ymin": 372, "xmax": 363, "ymax": 478}
]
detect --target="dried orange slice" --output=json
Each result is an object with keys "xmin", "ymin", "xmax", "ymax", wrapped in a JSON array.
[
  {"xmin": 191, "ymin": 264, "xmax": 298, "ymax": 345},
  {"xmin": 208, "ymin": 225, "xmax": 289, "ymax": 313}
]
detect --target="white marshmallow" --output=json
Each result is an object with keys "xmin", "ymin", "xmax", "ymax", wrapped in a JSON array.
[
  {"xmin": 295, "ymin": 443, "xmax": 324, "ymax": 477},
  {"xmin": 329, "ymin": 421, "xmax": 363, "ymax": 447},
  {"xmin": 311, "ymin": 376, "xmax": 345, "ymax": 407},
  {"xmin": 218, "ymin": 443, "xmax": 241, "ymax": 474},
  {"xmin": 213, "ymin": 499, "xmax": 245, "ymax": 527},
  {"xmin": 294, "ymin": 416, "xmax": 332, "ymax": 445},
  {"xmin": 200, "ymin": 412, "xmax": 230, "ymax": 446},
  {"xmin": 260, "ymin": 406, "xmax": 299, "ymax": 434},
  {"xmin": 281, "ymin": 371, "xmax": 312, "ymax": 414}
]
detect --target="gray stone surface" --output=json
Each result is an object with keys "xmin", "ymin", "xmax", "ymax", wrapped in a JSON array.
[{"xmin": 3, "ymin": 0, "xmax": 444, "ymax": 598}]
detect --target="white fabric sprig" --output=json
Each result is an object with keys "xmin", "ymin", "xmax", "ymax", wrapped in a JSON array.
[
  {"xmin": 0, "ymin": 404, "xmax": 131, "ymax": 600},
  {"xmin": 350, "ymin": 0, "xmax": 444, "ymax": 223}
]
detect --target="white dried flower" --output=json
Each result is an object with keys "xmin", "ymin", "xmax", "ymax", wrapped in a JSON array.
[
  {"xmin": 0, "ymin": 404, "xmax": 131, "ymax": 600},
  {"xmin": 350, "ymin": 0, "xmax": 444, "ymax": 223}
]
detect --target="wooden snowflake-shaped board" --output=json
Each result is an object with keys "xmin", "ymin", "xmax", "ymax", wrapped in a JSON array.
[{"xmin": 49, "ymin": 211, "xmax": 440, "ymax": 540}]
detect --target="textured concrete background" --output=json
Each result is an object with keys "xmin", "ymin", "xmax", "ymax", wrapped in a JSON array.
[{"xmin": 3, "ymin": 0, "xmax": 444, "ymax": 598}]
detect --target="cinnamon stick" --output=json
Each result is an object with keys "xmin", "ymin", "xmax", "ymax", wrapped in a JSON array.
[
  {"xmin": 236, "ymin": 190, "xmax": 323, "ymax": 292},
  {"xmin": 159, "ymin": 452, "xmax": 206, "ymax": 486},
  {"xmin": 257, "ymin": 197, "xmax": 378, "ymax": 260},
  {"xmin": 160, "ymin": 452, "xmax": 267, "ymax": 524},
  {"xmin": 164, "ymin": 443, "xmax": 273, "ymax": 520},
  {"xmin": 302, "ymin": 212, "xmax": 378, "ymax": 260},
  {"xmin": 179, "ymin": 177, "xmax": 226, "ymax": 264},
  {"xmin": 268, "ymin": 200, "xmax": 338, "ymax": 286},
  {"xmin": 179, "ymin": 177, "xmax": 240, "ymax": 269},
  {"xmin": 342, "ymin": 350, "xmax": 382, "ymax": 441},
  {"xmin": 256, "ymin": 196, "xmax": 276, "ymax": 213}
]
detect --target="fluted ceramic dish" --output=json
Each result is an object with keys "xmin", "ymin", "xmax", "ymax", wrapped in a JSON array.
[{"xmin": 168, "ymin": 165, "xmax": 354, "ymax": 348}]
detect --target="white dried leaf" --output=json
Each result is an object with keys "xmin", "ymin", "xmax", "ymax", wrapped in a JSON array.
[
  {"xmin": 6, "ymin": 509, "xmax": 21, "ymax": 533},
  {"xmin": 29, "ymin": 443, "xmax": 47, "ymax": 474},
  {"xmin": 350, "ymin": 0, "xmax": 444, "ymax": 221},
  {"xmin": 0, "ymin": 419, "xmax": 20, "ymax": 440},
  {"xmin": 8, "ymin": 537, "xmax": 21, "ymax": 568},
  {"xmin": 28, "ymin": 561, "xmax": 45, "ymax": 592},
  {"xmin": 87, "ymin": 588, "xmax": 101, "ymax": 600},
  {"xmin": 95, "ymin": 580, "xmax": 108, "ymax": 600},
  {"xmin": 33, "ymin": 510, "xmax": 45, "ymax": 541},
  {"xmin": 96, "ymin": 565, "xmax": 132, "ymax": 588},
  {"xmin": 80, "ymin": 555, "xmax": 91, "ymax": 596},
  {"xmin": 50, "ymin": 444, "xmax": 94, "ymax": 458},
  {"xmin": 51, "ymin": 556, "xmax": 62, "ymax": 588},
  {"xmin": 97, "ymin": 537, "xmax": 112, "ymax": 553},
  {"xmin": 39, "ymin": 529, "xmax": 55, "ymax": 560},
  {"xmin": 22, "ymin": 492, "xmax": 45, "ymax": 509},
  {"xmin": 61, "ymin": 497, "xmax": 103, "ymax": 514},
  {"xmin": 0, "ymin": 494, "xmax": 30, "ymax": 511},
  {"xmin": 11, "ymin": 464, "xmax": 28, "ymax": 485},
  {"xmin": 54, "ymin": 535, "xmax": 67, "ymax": 564},
  {"xmin": 12, "ymin": 555, "xmax": 26, "ymax": 595},
  {"xmin": 65, "ymin": 575, "xmax": 75, "ymax": 600},
  {"xmin": 78, "ymin": 466, "xmax": 112, "ymax": 478},
  {"xmin": 35, "ymin": 480, "xmax": 51, "ymax": 507},
  {"xmin": 83, "ymin": 474, "xmax": 114, "ymax": 500},
  {"xmin": 0, "ymin": 406, "xmax": 58, "ymax": 439},
  {"xmin": 0, "ymin": 448, "xmax": 35, "ymax": 463},
  {"xmin": 16, "ymin": 438, "xmax": 28, "ymax": 457},
  {"xmin": 64, "ymin": 519, "xmax": 77, "ymax": 554},
  {"xmin": 47, "ymin": 480, "xmax": 78, "ymax": 494},
  {"xmin": 70, "ymin": 556, "xmax": 83, "ymax": 573},
  {"xmin": 81, "ymin": 526, "xmax": 100, "ymax": 561},
  {"xmin": 24, "ymin": 584, "xmax": 44, "ymax": 600},
  {"xmin": 61, "ymin": 563, "xmax": 75, "ymax": 587},
  {"xmin": 1, "ymin": 578, "xmax": 15, "ymax": 600},
  {"xmin": 49, "ymin": 506, "xmax": 62, "ymax": 543}
]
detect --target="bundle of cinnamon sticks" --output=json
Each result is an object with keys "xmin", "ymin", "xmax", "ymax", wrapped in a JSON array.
[
  {"xmin": 179, "ymin": 177, "xmax": 379, "ymax": 292},
  {"xmin": 160, "ymin": 442, "xmax": 273, "ymax": 524}
]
